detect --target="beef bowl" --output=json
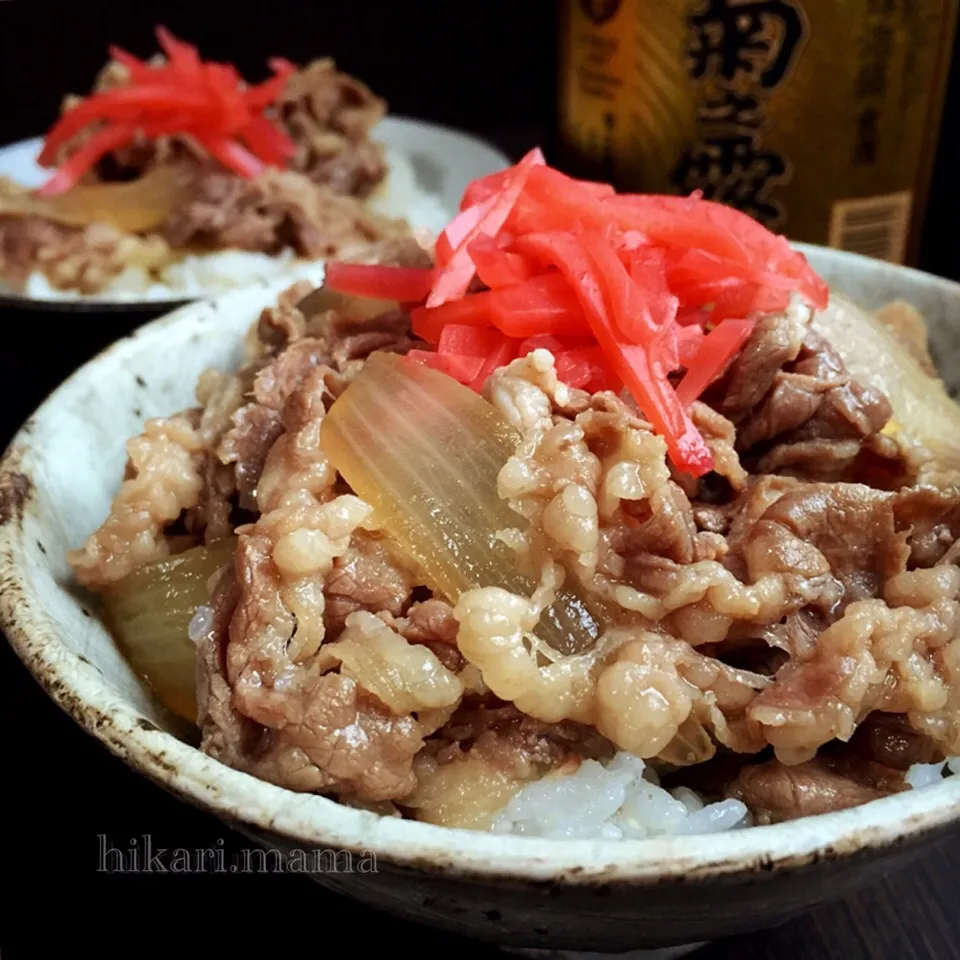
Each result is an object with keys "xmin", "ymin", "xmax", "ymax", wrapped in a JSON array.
[{"xmin": 1, "ymin": 242, "xmax": 959, "ymax": 954}]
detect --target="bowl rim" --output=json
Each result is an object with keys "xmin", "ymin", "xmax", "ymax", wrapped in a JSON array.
[{"xmin": 1, "ymin": 249, "xmax": 959, "ymax": 887}]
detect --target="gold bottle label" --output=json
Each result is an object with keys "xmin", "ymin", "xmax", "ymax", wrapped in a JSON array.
[{"xmin": 558, "ymin": 0, "xmax": 959, "ymax": 264}]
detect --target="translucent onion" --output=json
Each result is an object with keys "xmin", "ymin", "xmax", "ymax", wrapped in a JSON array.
[
  {"xmin": 296, "ymin": 285, "xmax": 400, "ymax": 321},
  {"xmin": 101, "ymin": 537, "xmax": 236, "ymax": 724},
  {"xmin": 401, "ymin": 754, "xmax": 527, "ymax": 830},
  {"xmin": 0, "ymin": 165, "xmax": 194, "ymax": 234},
  {"xmin": 812, "ymin": 295, "xmax": 960, "ymax": 469},
  {"xmin": 320, "ymin": 352, "xmax": 605, "ymax": 655}
]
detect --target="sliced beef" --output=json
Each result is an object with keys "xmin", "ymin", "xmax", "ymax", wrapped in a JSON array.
[
  {"xmin": 734, "ymin": 334, "xmax": 891, "ymax": 455},
  {"xmin": 252, "ymin": 279, "xmax": 314, "ymax": 352},
  {"xmin": 307, "ymin": 140, "xmax": 387, "ymax": 197},
  {"xmin": 277, "ymin": 58, "xmax": 387, "ymax": 195},
  {"xmin": 708, "ymin": 307, "xmax": 906, "ymax": 488},
  {"xmin": 210, "ymin": 523, "xmax": 427, "ymax": 801},
  {"xmin": 159, "ymin": 167, "xmax": 405, "ymax": 258},
  {"xmin": 217, "ymin": 404, "xmax": 285, "ymax": 512},
  {"xmin": 847, "ymin": 712, "xmax": 946, "ymax": 771},
  {"xmin": 725, "ymin": 757, "xmax": 905, "ymax": 823},
  {"xmin": 0, "ymin": 213, "xmax": 170, "ymax": 293},
  {"xmin": 0, "ymin": 215, "xmax": 78, "ymax": 289},
  {"xmin": 733, "ymin": 371, "xmax": 830, "ymax": 452},
  {"xmin": 208, "ymin": 278, "xmax": 417, "ymax": 522},
  {"xmin": 744, "ymin": 483, "xmax": 908, "ymax": 602},
  {"xmin": 323, "ymin": 533, "xmax": 415, "ymax": 636},
  {"xmin": 186, "ymin": 457, "xmax": 238, "ymax": 544},
  {"xmin": 894, "ymin": 486, "xmax": 960, "ymax": 568},
  {"xmin": 762, "ymin": 609, "xmax": 829, "ymax": 661},
  {"xmin": 251, "ymin": 337, "xmax": 334, "ymax": 410},
  {"xmin": 756, "ymin": 439, "xmax": 863, "ymax": 482},
  {"xmin": 788, "ymin": 331, "xmax": 893, "ymax": 440},
  {"xmin": 399, "ymin": 599, "xmax": 460, "ymax": 645},
  {"xmin": 134, "ymin": 198, "xmax": 960, "ymax": 821},
  {"xmin": 324, "ymin": 234, "xmax": 434, "ymax": 269},
  {"xmin": 621, "ymin": 481, "xmax": 699, "ymax": 564},
  {"xmin": 306, "ymin": 307, "xmax": 417, "ymax": 371},
  {"xmin": 716, "ymin": 308, "xmax": 807, "ymax": 419},
  {"xmin": 389, "ymin": 599, "xmax": 464, "ymax": 674},
  {"xmin": 196, "ymin": 561, "xmax": 279, "ymax": 780},
  {"xmin": 429, "ymin": 699, "xmax": 611, "ymax": 771}
]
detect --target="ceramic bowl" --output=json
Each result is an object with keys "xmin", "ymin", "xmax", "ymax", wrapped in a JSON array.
[{"xmin": 1, "ymin": 246, "xmax": 959, "ymax": 955}]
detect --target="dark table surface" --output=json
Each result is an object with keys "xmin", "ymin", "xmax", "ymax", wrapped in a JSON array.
[{"xmin": 2, "ymin": 131, "xmax": 959, "ymax": 960}]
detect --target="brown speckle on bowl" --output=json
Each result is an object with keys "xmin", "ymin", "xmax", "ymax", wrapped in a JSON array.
[{"xmin": 0, "ymin": 470, "xmax": 31, "ymax": 527}]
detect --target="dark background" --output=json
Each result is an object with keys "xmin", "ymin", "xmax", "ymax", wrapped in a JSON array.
[
  {"xmin": 0, "ymin": 1, "xmax": 559, "ymax": 160},
  {"xmin": 1, "ymin": 2, "xmax": 959, "ymax": 958}
]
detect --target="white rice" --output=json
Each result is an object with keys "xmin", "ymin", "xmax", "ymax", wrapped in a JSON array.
[
  {"xmin": 18, "ymin": 144, "xmax": 446, "ymax": 303},
  {"xmin": 490, "ymin": 751, "xmax": 959, "ymax": 839},
  {"xmin": 187, "ymin": 605, "xmax": 213, "ymax": 645},
  {"xmin": 491, "ymin": 753, "xmax": 749, "ymax": 840},
  {"xmin": 367, "ymin": 145, "xmax": 451, "ymax": 235},
  {"xmin": 25, "ymin": 247, "xmax": 333, "ymax": 303},
  {"xmin": 904, "ymin": 762, "xmax": 946, "ymax": 789}
]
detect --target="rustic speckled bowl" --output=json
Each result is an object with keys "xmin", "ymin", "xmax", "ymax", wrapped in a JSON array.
[{"xmin": 1, "ymin": 247, "xmax": 959, "ymax": 955}]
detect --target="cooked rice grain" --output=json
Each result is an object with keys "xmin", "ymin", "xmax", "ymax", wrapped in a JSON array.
[{"xmin": 490, "ymin": 753, "xmax": 749, "ymax": 840}]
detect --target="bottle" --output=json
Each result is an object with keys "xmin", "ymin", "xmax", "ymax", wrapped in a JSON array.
[{"xmin": 557, "ymin": 0, "xmax": 959, "ymax": 266}]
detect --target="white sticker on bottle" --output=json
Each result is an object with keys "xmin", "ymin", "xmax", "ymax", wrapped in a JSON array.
[{"xmin": 828, "ymin": 191, "xmax": 914, "ymax": 264}]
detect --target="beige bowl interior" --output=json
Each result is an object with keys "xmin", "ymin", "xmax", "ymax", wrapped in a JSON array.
[{"xmin": 1, "ymin": 245, "xmax": 959, "ymax": 891}]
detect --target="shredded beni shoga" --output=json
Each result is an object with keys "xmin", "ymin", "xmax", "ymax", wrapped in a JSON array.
[{"xmin": 322, "ymin": 148, "xmax": 828, "ymax": 477}]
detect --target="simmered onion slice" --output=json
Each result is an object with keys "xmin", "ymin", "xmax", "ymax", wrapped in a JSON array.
[
  {"xmin": 101, "ymin": 537, "xmax": 235, "ymax": 724},
  {"xmin": 321, "ymin": 352, "xmax": 605, "ymax": 655}
]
